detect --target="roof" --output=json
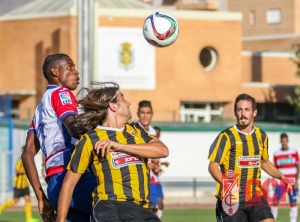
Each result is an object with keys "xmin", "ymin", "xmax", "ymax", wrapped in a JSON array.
[
  {"xmin": 0, "ymin": 0, "xmax": 153, "ymax": 18},
  {"xmin": 0, "ymin": 0, "xmax": 35, "ymax": 16}
]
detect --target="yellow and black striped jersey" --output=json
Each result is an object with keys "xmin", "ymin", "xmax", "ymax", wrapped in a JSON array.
[
  {"xmin": 208, "ymin": 125, "xmax": 269, "ymax": 202},
  {"xmin": 13, "ymin": 158, "xmax": 29, "ymax": 189},
  {"xmin": 67, "ymin": 122, "xmax": 156, "ymax": 210}
]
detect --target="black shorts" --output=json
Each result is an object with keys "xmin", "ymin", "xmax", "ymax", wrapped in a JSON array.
[
  {"xmin": 14, "ymin": 187, "xmax": 30, "ymax": 198},
  {"xmin": 216, "ymin": 196, "xmax": 274, "ymax": 222},
  {"xmin": 91, "ymin": 200, "xmax": 160, "ymax": 222}
]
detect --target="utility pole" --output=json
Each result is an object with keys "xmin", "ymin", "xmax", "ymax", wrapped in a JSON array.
[{"xmin": 77, "ymin": 0, "xmax": 94, "ymax": 89}]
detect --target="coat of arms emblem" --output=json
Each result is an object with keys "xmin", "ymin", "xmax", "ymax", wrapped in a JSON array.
[{"xmin": 119, "ymin": 42, "xmax": 134, "ymax": 71}]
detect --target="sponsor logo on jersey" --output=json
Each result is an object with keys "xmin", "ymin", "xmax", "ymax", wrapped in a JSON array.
[
  {"xmin": 111, "ymin": 153, "xmax": 142, "ymax": 168},
  {"xmin": 59, "ymin": 92, "xmax": 72, "ymax": 105},
  {"xmin": 238, "ymin": 155, "xmax": 260, "ymax": 168},
  {"xmin": 128, "ymin": 129, "xmax": 137, "ymax": 136},
  {"xmin": 277, "ymin": 157, "xmax": 295, "ymax": 165}
]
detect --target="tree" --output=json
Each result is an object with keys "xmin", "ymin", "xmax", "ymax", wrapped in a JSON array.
[{"xmin": 287, "ymin": 43, "xmax": 300, "ymax": 112}]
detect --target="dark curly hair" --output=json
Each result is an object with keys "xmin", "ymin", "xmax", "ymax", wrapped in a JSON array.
[{"xmin": 42, "ymin": 53, "xmax": 70, "ymax": 80}]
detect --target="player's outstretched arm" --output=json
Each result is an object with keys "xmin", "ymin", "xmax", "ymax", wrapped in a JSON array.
[
  {"xmin": 57, "ymin": 170, "xmax": 82, "ymax": 222},
  {"xmin": 261, "ymin": 159, "xmax": 293, "ymax": 194},
  {"xmin": 22, "ymin": 132, "xmax": 55, "ymax": 219},
  {"xmin": 94, "ymin": 138, "xmax": 169, "ymax": 159},
  {"xmin": 261, "ymin": 159, "xmax": 285, "ymax": 180}
]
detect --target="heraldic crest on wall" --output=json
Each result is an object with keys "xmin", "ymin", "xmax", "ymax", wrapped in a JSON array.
[{"xmin": 118, "ymin": 42, "xmax": 135, "ymax": 71}]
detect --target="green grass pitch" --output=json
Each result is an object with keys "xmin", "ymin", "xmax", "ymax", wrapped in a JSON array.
[{"xmin": 0, "ymin": 208, "xmax": 298, "ymax": 222}]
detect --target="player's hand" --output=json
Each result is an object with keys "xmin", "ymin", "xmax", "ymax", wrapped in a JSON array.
[
  {"xmin": 94, "ymin": 140, "xmax": 120, "ymax": 157},
  {"xmin": 281, "ymin": 176, "xmax": 293, "ymax": 195},
  {"xmin": 294, "ymin": 182, "xmax": 298, "ymax": 190},
  {"xmin": 40, "ymin": 210, "xmax": 57, "ymax": 222},
  {"xmin": 38, "ymin": 195, "xmax": 56, "ymax": 222},
  {"xmin": 162, "ymin": 161, "xmax": 170, "ymax": 167}
]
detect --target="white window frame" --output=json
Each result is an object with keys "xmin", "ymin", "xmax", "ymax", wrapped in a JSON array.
[
  {"xmin": 180, "ymin": 102, "xmax": 223, "ymax": 123},
  {"xmin": 266, "ymin": 9, "xmax": 281, "ymax": 24}
]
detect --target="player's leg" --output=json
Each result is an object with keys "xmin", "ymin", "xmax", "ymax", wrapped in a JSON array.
[
  {"xmin": 149, "ymin": 183, "xmax": 158, "ymax": 206},
  {"xmin": 91, "ymin": 200, "xmax": 120, "ymax": 222},
  {"xmin": 67, "ymin": 170, "xmax": 97, "ymax": 221},
  {"xmin": 0, "ymin": 188, "xmax": 21, "ymax": 213},
  {"xmin": 47, "ymin": 170, "xmax": 97, "ymax": 221},
  {"xmin": 271, "ymin": 185, "xmax": 285, "ymax": 219},
  {"xmin": 120, "ymin": 201, "xmax": 161, "ymax": 222},
  {"xmin": 288, "ymin": 187, "xmax": 298, "ymax": 222},
  {"xmin": 0, "ymin": 198, "xmax": 17, "ymax": 213},
  {"xmin": 156, "ymin": 183, "xmax": 164, "ymax": 219},
  {"xmin": 215, "ymin": 198, "xmax": 247, "ymax": 222},
  {"xmin": 24, "ymin": 192, "xmax": 39, "ymax": 222},
  {"xmin": 249, "ymin": 196, "xmax": 274, "ymax": 222}
]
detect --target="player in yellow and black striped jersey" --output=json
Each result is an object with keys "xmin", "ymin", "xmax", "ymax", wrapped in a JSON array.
[
  {"xmin": 56, "ymin": 82, "xmax": 169, "ymax": 222},
  {"xmin": 208, "ymin": 125, "xmax": 269, "ymax": 202},
  {"xmin": 208, "ymin": 93, "xmax": 291, "ymax": 222},
  {"xmin": 70, "ymin": 122, "xmax": 155, "ymax": 208},
  {"xmin": 0, "ymin": 146, "xmax": 38, "ymax": 222}
]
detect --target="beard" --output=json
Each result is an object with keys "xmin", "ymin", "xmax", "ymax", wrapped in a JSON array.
[{"xmin": 238, "ymin": 117, "xmax": 250, "ymax": 127}]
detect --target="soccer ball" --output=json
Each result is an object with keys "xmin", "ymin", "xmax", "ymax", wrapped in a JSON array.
[{"xmin": 143, "ymin": 11, "xmax": 179, "ymax": 48}]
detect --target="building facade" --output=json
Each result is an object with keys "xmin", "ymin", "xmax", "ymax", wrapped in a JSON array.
[{"xmin": 0, "ymin": 0, "xmax": 298, "ymax": 124}]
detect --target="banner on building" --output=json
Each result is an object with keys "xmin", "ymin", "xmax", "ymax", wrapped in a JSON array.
[{"xmin": 97, "ymin": 27, "xmax": 156, "ymax": 90}]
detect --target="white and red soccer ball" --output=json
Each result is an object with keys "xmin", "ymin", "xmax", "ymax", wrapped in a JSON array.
[{"xmin": 143, "ymin": 11, "xmax": 179, "ymax": 48}]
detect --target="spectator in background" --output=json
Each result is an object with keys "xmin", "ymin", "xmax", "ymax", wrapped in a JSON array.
[
  {"xmin": 137, "ymin": 100, "xmax": 156, "ymax": 136},
  {"xmin": 150, "ymin": 126, "xmax": 169, "ymax": 219},
  {"xmin": 136, "ymin": 100, "xmax": 169, "ymax": 219},
  {"xmin": 0, "ymin": 145, "xmax": 38, "ymax": 222},
  {"xmin": 271, "ymin": 133, "xmax": 299, "ymax": 222}
]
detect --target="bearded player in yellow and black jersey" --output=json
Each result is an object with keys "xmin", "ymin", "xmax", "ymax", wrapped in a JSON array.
[
  {"xmin": 208, "ymin": 94, "xmax": 292, "ymax": 222},
  {"xmin": 0, "ymin": 146, "xmax": 38, "ymax": 222},
  {"xmin": 56, "ymin": 82, "xmax": 169, "ymax": 222}
]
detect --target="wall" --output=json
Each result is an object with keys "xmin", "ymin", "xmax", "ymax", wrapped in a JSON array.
[
  {"xmin": 96, "ymin": 9, "xmax": 243, "ymax": 122},
  {"xmin": 228, "ymin": 0, "xmax": 295, "ymax": 36},
  {"xmin": 159, "ymin": 128, "xmax": 300, "ymax": 181},
  {"xmin": 0, "ymin": 15, "xmax": 77, "ymax": 119}
]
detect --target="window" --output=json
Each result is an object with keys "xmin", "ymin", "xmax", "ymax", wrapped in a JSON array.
[
  {"xmin": 249, "ymin": 10, "xmax": 255, "ymax": 26},
  {"xmin": 256, "ymin": 103, "xmax": 295, "ymax": 124},
  {"xmin": 12, "ymin": 99, "xmax": 20, "ymax": 119},
  {"xmin": 199, "ymin": 47, "xmax": 217, "ymax": 71},
  {"xmin": 180, "ymin": 102, "xmax": 223, "ymax": 123},
  {"xmin": 266, "ymin": 9, "xmax": 281, "ymax": 24}
]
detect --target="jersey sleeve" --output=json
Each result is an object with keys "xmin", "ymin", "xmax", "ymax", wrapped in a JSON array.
[
  {"xmin": 27, "ymin": 120, "xmax": 36, "ymax": 133},
  {"xmin": 261, "ymin": 135, "xmax": 269, "ymax": 160},
  {"xmin": 51, "ymin": 88, "xmax": 78, "ymax": 121},
  {"xmin": 67, "ymin": 134, "xmax": 94, "ymax": 174},
  {"xmin": 138, "ymin": 123, "xmax": 155, "ymax": 143},
  {"xmin": 208, "ymin": 132, "xmax": 230, "ymax": 164}
]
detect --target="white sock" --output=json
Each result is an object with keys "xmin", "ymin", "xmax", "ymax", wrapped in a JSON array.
[
  {"xmin": 157, "ymin": 209, "xmax": 163, "ymax": 219},
  {"xmin": 290, "ymin": 206, "xmax": 298, "ymax": 222},
  {"xmin": 271, "ymin": 206, "xmax": 278, "ymax": 219}
]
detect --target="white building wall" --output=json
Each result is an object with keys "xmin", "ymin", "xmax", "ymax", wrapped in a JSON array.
[{"xmin": 159, "ymin": 130, "xmax": 300, "ymax": 180}]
